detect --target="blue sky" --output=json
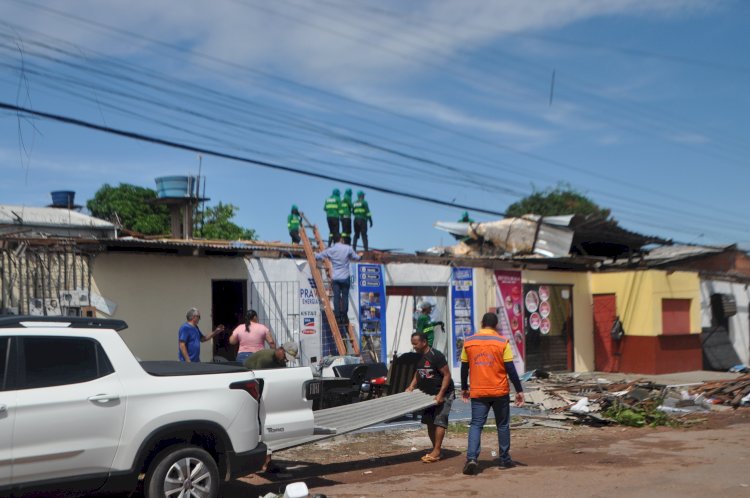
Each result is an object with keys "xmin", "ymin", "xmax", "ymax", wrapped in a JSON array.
[{"xmin": 0, "ymin": 0, "xmax": 748, "ymax": 252}]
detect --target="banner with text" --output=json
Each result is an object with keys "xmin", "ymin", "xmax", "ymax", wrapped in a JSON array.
[
  {"xmin": 355, "ymin": 264, "xmax": 387, "ymax": 362},
  {"xmin": 298, "ymin": 269, "xmax": 322, "ymax": 366},
  {"xmin": 494, "ymin": 270, "xmax": 525, "ymax": 373},
  {"xmin": 450, "ymin": 267, "xmax": 475, "ymax": 367}
]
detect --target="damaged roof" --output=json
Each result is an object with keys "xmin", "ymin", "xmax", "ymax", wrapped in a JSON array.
[{"xmin": 568, "ymin": 215, "xmax": 670, "ymax": 258}]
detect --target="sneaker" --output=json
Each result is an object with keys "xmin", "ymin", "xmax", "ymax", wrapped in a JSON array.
[
  {"xmin": 498, "ymin": 459, "xmax": 516, "ymax": 469},
  {"xmin": 463, "ymin": 459, "xmax": 478, "ymax": 475}
]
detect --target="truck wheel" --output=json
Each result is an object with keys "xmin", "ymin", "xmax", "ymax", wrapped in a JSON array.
[{"xmin": 145, "ymin": 445, "xmax": 219, "ymax": 498}]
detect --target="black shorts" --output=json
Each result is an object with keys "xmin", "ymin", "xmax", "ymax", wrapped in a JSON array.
[{"xmin": 421, "ymin": 392, "xmax": 454, "ymax": 428}]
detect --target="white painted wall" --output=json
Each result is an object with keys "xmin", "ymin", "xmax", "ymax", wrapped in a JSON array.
[
  {"xmin": 384, "ymin": 263, "xmax": 451, "ymax": 285},
  {"xmin": 91, "ymin": 252, "xmax": 248, "ymax": 361},
  {"xmin": 701, "ymin": 279, "xmax": 750, "ymax": 365}
]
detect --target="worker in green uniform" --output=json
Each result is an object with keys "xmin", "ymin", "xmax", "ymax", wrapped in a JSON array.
[
  {"xmin": 352, "ymin": 190, "xmax": 373, "ymax": 252},
  {"xmin": 324, "ymin": 188, "xmax": 341, "ymax": 246},
  {"xmin": 455, "ymin": 211, "xmax": 475, "ymax": 241},
  {"xmin": 288, "ymin": 205, "xmax": 302, "ymax": 243},
  {"xmin": 416, "ymin": 301, "xmax": 437, "ymax": 347},
  {"xmin": 339, "ymin": 188, "xmax": 353, "ymax": 241}
]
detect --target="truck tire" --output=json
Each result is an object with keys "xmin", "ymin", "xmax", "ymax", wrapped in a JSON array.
[{"xmin": 145, "ymin": 445, "xmax": 219, "ymax": 498}]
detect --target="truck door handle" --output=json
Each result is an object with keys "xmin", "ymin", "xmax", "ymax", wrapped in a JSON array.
[
  {"xmin": 88, "ymin": 393, "xmax": 119, "ymax": 403},
  {"xmin": 0, "ymin": 404, "xmax": 7, "ymax": 415}
]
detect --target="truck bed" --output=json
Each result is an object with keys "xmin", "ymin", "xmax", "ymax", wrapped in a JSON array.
[{"xmin": 140, "ymin": 361, "xmax": 249, "ymax": 376}]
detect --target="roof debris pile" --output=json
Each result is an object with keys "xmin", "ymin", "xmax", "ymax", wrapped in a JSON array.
[
  {"xmin": 431, "ymin": 215, "xmax": 574, "ymax": 258},
  {"xmin": 687, "ymin": 374, "xmax": 750, "ymax": 408},
  {"xmin": 516, "ymin": 372, "xmax": 750, "ymax": 429}
]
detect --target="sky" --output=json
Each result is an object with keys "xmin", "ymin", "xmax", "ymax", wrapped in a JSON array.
[{"xmin": 0, "ymin": 0, "xmax": 748, "ymax": 252}]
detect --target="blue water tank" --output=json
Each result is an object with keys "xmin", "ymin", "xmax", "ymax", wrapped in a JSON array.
[
  {"xmin": 155, "ymin": 176, "xmax": 195, "ymax": 198},
  {"xmin": 50, "ymin": 191, "xmax": 75, "ymax": 207}
]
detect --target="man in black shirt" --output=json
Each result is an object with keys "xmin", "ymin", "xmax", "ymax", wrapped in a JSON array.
[{"xmin": 406, "ymin": 331, "xmax": 454, "ymax": 463}]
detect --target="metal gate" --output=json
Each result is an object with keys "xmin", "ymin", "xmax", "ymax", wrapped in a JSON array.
[{"xmin": 248, "ymin": 280, "xmax": 300, "ymax": 346}]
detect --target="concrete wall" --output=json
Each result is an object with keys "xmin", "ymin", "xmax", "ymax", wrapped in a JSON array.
[
  {"xmin": 590, "ymin": 270, "xmax": 701, "ymax": 336},
  {"xmin": 91, "ymin": 252, "xmax": 248, "ymax": 361}
]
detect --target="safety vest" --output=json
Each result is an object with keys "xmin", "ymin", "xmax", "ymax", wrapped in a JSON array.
[
  {"xmin": 353, "ymin": 199, "xmax": 370, "ymax": 219},
  {"xmin": 324, "ymin": 196, "xmax": 340, "ymax": 217},
  {"xmin": 462, "ymin": 330, "xmax": 510, "ymax": 397},
  {"xmin": 339, "ymin": 197, "xmax": 353, "ymax": 217},
  {"xmin": 287, "ymin": 213, "xmax": 301, "ymax": 231},
  {"xmin": 416, "ymin": 314, "xmax": 435, "ymax": 346}
]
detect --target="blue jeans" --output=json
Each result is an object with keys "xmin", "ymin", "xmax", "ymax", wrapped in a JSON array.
[
  {"xmin": 467, "ymin": 395, "xmax": 511, "ymax": 462},
  {"xmin": 236, "ymin": 351, "xmax": 253, "ymax": 363},
  {"xmin": 332, "ymin": 279, "xmax": 350, "ymax": 322}
]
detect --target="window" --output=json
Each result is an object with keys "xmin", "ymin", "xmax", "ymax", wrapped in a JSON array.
[
  {"xmin": 662, "ymin": 299, "xmax": 691, "ymax": 335},
  {"xmin": 18, "ymin": 337, "xmax": 114, "ymax": 390},
  {"xmin": 0, "ymin": 337, "xmax": 8, "ymax": 391}
]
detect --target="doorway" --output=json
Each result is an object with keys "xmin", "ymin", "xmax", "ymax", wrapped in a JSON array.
[
  {"xmin": 386, "ymin": 286, "xmax": 449, "ymax": 361},
  {"xmin": 523, "ymin": 284, "xmax": 574, "ymax": 371},
  {"xmin": 593, "ymin": 294, "xmax": 617, "ymax": 372},
  {"xmin": 212, "ymin": 280, "xmax": 247, "ymax": 361}
]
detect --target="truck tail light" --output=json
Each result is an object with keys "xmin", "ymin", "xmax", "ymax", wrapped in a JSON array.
[{"xmin": 230, "ymin": 379, "xmax": 261, "ymax": 401}]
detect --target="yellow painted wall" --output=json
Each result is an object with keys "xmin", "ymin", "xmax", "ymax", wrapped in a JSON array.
[
  {"xmin": 590, "ymin": 270, "xmax": 701, "ymax": 337},
  {"xmin": 91, "ymin": 253, "xmax": 248, "ymax": 361}
]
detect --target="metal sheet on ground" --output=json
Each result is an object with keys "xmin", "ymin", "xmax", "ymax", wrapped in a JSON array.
[{"xmin": 266, "ymin": 390, "xmax": 436, "ymax": 452}]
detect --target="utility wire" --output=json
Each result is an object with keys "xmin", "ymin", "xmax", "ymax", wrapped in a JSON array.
[
  {"xmin": 0, "ymin": 4, "xmax": 748, "ymax": 235},
  {"xmin": 8, "ymin": 0, "xmax": 744, "ymax": 219},
  {"xmin": 0, "ymin": 101, "xmax": 517, "ymax": 217}
]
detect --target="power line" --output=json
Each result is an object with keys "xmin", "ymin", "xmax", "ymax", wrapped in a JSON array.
[
  {"xmin": 1, "ymin": 3, "xmax": 746, "ymax": 238},
  {"xmin": 0, "ymin": 101, "xmax": 517, "ymax": 217}
]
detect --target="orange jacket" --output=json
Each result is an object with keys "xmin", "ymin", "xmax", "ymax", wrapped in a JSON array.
[{"xmin": 461, "ymin": 329, "xmax": 512, "ymax": 398}]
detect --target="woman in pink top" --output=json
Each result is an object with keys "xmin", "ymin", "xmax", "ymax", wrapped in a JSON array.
[{"xmin": 229, "ymin": 310, "xmax": 276, "ymax": 363}]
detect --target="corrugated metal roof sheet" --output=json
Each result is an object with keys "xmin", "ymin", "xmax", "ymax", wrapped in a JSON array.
[
  {"xmin": 266, "ymin": 390, "xmax": 436, "ymax": 452},
  {"xmin": 643, "ymin": 244, "xmax": 726, "ymax": 260},
  {"xmin": 108, "ymin": 237, "xmax": 305, "ymax": 253},
  {"xmin": 0, "ymin": 205, "xmax": 114, "ymax": 229}
]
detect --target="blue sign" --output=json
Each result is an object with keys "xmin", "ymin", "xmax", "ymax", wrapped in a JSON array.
[
  {"xmin": 451, "ymin": 267, "xmax": 475, "ymax": 367},
  {"xmin": 357, "ymin": 264, "xmax": 387, "ymax": 362}
]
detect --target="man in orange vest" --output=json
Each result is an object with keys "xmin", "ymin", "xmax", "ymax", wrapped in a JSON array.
[{"xmin": 460, "ymin": 312, "xmax": 525, "ymax": 475}]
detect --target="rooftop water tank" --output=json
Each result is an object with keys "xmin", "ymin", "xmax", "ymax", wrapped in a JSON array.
[
  {"xmin": 50, "ymin": 191, "xmax": 76, "ymax": 208},
  {"xmin": 155, "ymin": 176, "xmax": 195, "ymax": 198}
]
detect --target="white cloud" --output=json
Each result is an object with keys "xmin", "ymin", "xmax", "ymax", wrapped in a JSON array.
[
  {"xmin": 3, "ymin": 0, "xmax": 720, "ymax": 86},
  {"xmin": 667, "ymin": 132, "xmax": 710, "ymax": 144}
]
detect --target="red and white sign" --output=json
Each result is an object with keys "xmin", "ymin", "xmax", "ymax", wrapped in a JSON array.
[{"xmin": 494, "ymin": 270, "xmax": 524, "ymax": 373}]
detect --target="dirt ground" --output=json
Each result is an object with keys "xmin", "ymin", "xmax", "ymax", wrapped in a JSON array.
[{"xmin": 225, "ymin": 409, "xmax": 750, "ymax": 498}]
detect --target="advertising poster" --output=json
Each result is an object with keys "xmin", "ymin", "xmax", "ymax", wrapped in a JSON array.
[
  {"xmin": 494, "ymin": 270, "xmax": 525, "ymax": 373},
  {"xmin": 525, "ymin": 284, "xmax": 552, "ymax": 336},
  {"xmin": 297, "ymin": 272, "xmax": 322, "ymax": 366},
  {"xmin": 355, "ymin": 264, "xmax": 387, "ymax": 362},
  {"xmin": 450, "ymin": 267, "xmax": 475, "ymax": 367}
]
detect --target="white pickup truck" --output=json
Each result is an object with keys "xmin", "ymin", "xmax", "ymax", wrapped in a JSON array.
[{"xmin": 0, "ymin": 316, "xmax": 318, "ymax": 498}]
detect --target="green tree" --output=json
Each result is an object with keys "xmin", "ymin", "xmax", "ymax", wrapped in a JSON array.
[
  {"xmin": 87, "ymin": 183, "xmax": 170, "ymax": 235},
  {"xmin": 195, "ymin": 202, "xmax": 257, "ymax": 240},
  {"xmin": 505, "ymin": 184, "xmax": 612, "ymax": 220}
]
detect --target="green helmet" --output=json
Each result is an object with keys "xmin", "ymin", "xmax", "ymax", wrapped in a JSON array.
[
  {"xmin": 345, "ymin": 188, "xmax": 352, "ymax": 197},
  {"xmin": 291, "ymin": 204, "xmax": 299, "ymax": 213},
  {"xmin": 332, "ymin": 188, "xmax": 340, "ymax": 196},
  {"xmin": 357, "ymin": 190, "xmax": 365, "ymax": 197}
]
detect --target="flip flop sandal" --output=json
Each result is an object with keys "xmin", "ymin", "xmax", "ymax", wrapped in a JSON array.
[{"xmin": 421, "ymin": 454, "xmax": 441, "ymax": 463}]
